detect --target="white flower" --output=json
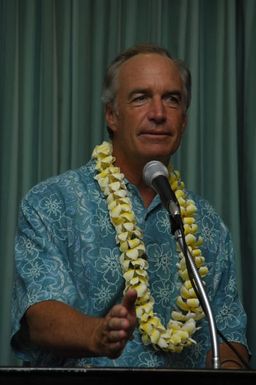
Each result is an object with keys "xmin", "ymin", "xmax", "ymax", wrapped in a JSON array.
[{"xmin": 92, "ymin": 141, "xmax": 208, "ymax": 353}]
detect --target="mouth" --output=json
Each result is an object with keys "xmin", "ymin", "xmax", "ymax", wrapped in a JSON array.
[
  {"xmin": 139, "ymin": 131, "xmax": 171, "ymax": 138},
  {"xmin": 139, "ymin": 131, "xmax": 171, "ymax": 136}
]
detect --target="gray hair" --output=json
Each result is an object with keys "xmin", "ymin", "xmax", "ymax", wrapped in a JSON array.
[{"xmin": 101, "ymin": 43, "xmax": 192, "ymax": 111}]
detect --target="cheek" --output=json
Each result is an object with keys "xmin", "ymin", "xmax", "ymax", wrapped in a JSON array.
[
  {"xmin": 116, "ymin": 112, "xmax": 135, "ymax": 133},
  {"xmin": 116, "ymin": 107, "xmax": 154, "ymax": 138},
  {"xmin": 171, "ymin": 114, "xmax": 187, "ymax": 133}
]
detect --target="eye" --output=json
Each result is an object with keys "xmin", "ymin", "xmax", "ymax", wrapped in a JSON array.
[
  {"xmin": 164, "ymin": 93, "xmax": 182, "ymax": 107},
  {"xmin": 130, "ymin": 94, "xmax": 149, "ymax": 105}
]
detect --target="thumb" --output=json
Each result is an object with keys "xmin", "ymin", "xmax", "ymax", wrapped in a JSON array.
[{"xmin": 122, "ymin": 289, "xmax": 137, "ymax": 312}]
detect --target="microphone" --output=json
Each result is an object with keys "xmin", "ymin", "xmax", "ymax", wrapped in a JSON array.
[{"xmin": 143, "ymin": 160, "xmax": 181, "ymax": 220}]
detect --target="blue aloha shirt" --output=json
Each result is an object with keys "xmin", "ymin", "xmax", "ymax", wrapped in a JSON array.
[{"xmin": 11, "ymin": 156, "xmax": 249, "ymax": 368}]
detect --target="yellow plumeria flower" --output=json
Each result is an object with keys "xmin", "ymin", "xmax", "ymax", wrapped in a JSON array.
[{"xmin": 92, "ymin": 141, "xmax": 208, "ymax": 353}]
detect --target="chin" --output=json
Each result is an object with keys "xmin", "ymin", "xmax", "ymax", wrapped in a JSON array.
[
  {"xmin": 142, "ymin": 145, "xmax": 177, "ymax": 161},
  {"xmin": 141, "ymin": 151, "xmax": 171, "ymax": 166}
]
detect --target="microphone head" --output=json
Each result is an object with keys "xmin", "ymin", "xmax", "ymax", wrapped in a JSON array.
[{"xmin": 143, "ymin": 160, "xmax": 168, "ymax": 187}]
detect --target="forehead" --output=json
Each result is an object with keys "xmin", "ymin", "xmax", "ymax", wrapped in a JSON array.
[{"xmin": 118, "ymin": 53, "xmax": 182, "ymax": 90}]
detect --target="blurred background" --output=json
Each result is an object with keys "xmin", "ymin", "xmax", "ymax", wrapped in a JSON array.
[{"xmin": 0, "ymin": 0, "xmax": 256, "ymax": 368}]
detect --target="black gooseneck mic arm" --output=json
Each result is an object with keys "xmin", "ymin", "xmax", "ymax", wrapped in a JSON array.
[{"xmin": 143, "ymin": 160, "xmax": 220, "ymax": 369}]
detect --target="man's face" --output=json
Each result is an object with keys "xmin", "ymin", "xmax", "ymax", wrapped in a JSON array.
[{"xmin": 106, "ymin": 53, "xmax": 187, "ymax": 167}]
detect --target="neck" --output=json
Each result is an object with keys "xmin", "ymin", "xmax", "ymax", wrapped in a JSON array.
[
  {"xmin": 112, "ymin": 150, "xmax": 157, "ymax": 208},
  {"xmin": 115, "ymin": 158, "xmax": 156, "ymax": 208},
  {"xmin": 111, "ymin": 140, "xmax": 172, "ymax": 207}
]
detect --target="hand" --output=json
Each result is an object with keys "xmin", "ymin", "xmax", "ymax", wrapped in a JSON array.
[{"xmin": 93, "ymin": 289, "xmax": 137, "ymax": 358}]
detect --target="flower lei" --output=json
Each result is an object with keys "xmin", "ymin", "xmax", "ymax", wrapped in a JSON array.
[{"xmin": 92, "ymin": 141, "xmax": 208, "ymax": 353}]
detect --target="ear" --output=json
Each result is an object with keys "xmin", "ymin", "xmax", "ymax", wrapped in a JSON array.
[{"xmin": 105, "ymin": 103, "xmax": 118, "ymax": 133}]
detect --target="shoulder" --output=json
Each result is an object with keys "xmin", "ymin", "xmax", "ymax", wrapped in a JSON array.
[
  {"xmin": 20, "ymin": 159, "xmax": 98, "ymax": 212},
  {"xmin": 186, "ymin": 191, "xmax": 235, "ymax": 265},
  {"xmin": 188, "ymin": 190, "xmax": 227, "ymax": 228},
  {"xmin": 187, "ymin": 190, "xmax": 232, "ymax": 249}
]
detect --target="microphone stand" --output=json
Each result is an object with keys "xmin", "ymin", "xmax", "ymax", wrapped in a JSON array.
[{"xmin": 168, "ymin": 201, "xmax": 220, "ymax": 369}]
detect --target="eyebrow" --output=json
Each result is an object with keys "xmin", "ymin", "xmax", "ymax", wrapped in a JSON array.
[
  {"xmin": 164, "ymin": 90, "xmax": 183, "ymax": 99},
  {"xmin": 127, "ymin": 88, "xmax": 151, "ymax": 100},
  {"xmin": 127, "ymin": 88, "xmax": 183, "ymax": 100}
]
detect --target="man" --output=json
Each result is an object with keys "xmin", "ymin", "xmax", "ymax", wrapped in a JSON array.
[{"xmin": 11, "ymin": 44, "xmax": 249, "ymax": 368}]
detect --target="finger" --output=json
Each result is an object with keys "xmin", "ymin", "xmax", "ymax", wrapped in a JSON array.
[
  {"xmin": 107, "ymin": 329, "xmax": 127, "ymax": 343},
  {"xmin": 122, "ymin": 289, "xmax": 137, "ymax": 311},
  {"xmin": 108, "ymin": 304, "xmax": 128, "ymax": 319},
  {"xmin": 107, "ymin": 340, "xmax": 126, "ymax": 359},
  {"xmin": 108, "ymin": 317, "xmax": 129, "ymax": 332}
]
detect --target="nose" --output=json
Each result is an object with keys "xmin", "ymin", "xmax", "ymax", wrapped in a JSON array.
[{"xmin": 147, "ymin": 97, "xmax": 167, "ymax": 124}]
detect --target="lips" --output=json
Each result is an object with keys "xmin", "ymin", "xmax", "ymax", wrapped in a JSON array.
[{"xmin": 139, "ymin": 131, "xmax": 171, "ymax": 136}]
